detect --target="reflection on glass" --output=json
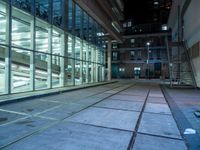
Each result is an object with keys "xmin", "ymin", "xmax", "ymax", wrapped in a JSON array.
[
  {"xmin": 0, "ymin": 2, "xmax": 7, "ymax": 44},
  {"xmin": 11, "ymin": 48, "xmax": 31, "ymax": 93},
  {"xmin": 35, "ymin": 19, "xmax": 50, "ymax": 53},
  {"xmin": 75, "ymin": 4, "xmax": 82, "ymax": 37},
  {"xmin": 12, "ymin": 8, "xmax": 32, "ymax": 49},
  {"xmin": 83, "ymin": 12, "xmax": 88, "ymax": 41},
  {"xmin": 68, "ymin": 35, "xmax": 73, "ymax": 58},
  {"xmin": 83, "ymin": 42, "xmax": 87, "ymax": 61},
  {"xmin": 75, "ymin": 59, "xmax": 81, "ymax": 85},
  {"xmin": 83, "ymin": 61, "xmax": 87, "ymax": 84},
  {"xmin": 13, "ymin": 0, "xmax": 31, "ymax": 13},
  {"xmin": 88, "ymin": 17, "xmax": 93, "ymax": 43},
  {"xmin": 68, "ymin": 0, "xmax": 73, "ymax": 33},
  {"xmin": 75, "ymin": 37, "xmax": 81, "ymax": 60},
  {"xmin": 53, "ymin": 0, "xmax": 62, "ymax": 26},
  {"xmin": 0, "ymin": 46, "xmax": 6, "ymax": 94},
  {"xmin": 36, "ymin": 0, "xmax": 49, "ymax": 21},
  {"xmin": 67, "ymin": 58, "xmax": 73, "ymax": 85},
  {"xmin": 35, "ymin": 52, "xmax": 48, "ymax": 90},
  {"xmin": 52, "ymin": 28, "xmax": 62, "ymax": 56},
  {"xmin": 88, "ymin": 61, "xmax": 92, "ymax": 83},
  {"xmin": 52, "ymin": 55, "xmax": 62, "ymax": 88}
]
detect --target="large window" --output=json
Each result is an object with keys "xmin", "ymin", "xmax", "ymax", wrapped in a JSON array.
[
  {"xmin": 53, "ymin": 0, "xmax": 63, "ymax": 27},
  {"xmin": 13, "ymin": 0, "xmax": 32, "ymax": 13},
  {"xmin": 36, "ymin": 0, "xmax": 50, "ymax": 22},
  {"xmin": 68, "ymin": 35, "xmax": 73, "ymax": 58},
  {"xmin": 75, "ymin": 37, "xmax": 81, "ymax": 60},
  {"xmin": 0, "ymin": 2, "xmax": 7, "ymax": 44},
  {"xmin": 0, "ymin": 46, "xmax": 7, "ymax": 94},
  {"xmin": 12, "ymin": 8, "xmax": 32, "ymax": 50},
  {"xmin": 0, "ymin": 1, "xmax": 106, "ymax": 95},
  {"xmin": 35, "ymin": 19, "xmax": 50, "ymax": 53},
  {"xmin": 75, "ymin": 59, "xmax": 81, "ymax": 85},
  {"xmin": 67, "ymin": 58, "xmax": 74, "ymax": 85},
  {"xmin": 83, "ymin": 12, "xmax": 88, "ymax": 41},
  {"xmin": 68, "ymin": 0, "xmax": 73, "ymax": 33},
  {"xmin": 35, "ymin": 52, "xmax": 49, "ymax": 90},
  {"xmin": 11, "ymin": 48, "xmax": 31, "ymax": 93},
  {"xmin": 75, "ymin": 4, "xmax": 82, "ymax": 38}
]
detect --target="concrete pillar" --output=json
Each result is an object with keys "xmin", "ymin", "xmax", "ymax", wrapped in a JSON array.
[
  {"xmin": 80, "ymin": 40, "xmax": 83, "ymax": 84},
  {"xmin": 48, "ymin": 28, "xmax": 52, "ymax": 88},
  {"xmin": 5, "ymin": 3, "xmax": 11, "ymax": 94},
  {"xmin": 95, "ymin": 49, "xmax": 98, "ymax": 82},
  {"xmin": 30, "ymin": 20, "xmax": 35, "ymax": 91},
  {"xmin": 91, "ymin": 46, "xmax": 94, "ymax": 83},
  {"xmin": 86, "ymin": 44, "xmax": 89, "ymax": 83},
  {"xmin": 107, "ymin": 39, "xmax": 112, "ymax": 81}
]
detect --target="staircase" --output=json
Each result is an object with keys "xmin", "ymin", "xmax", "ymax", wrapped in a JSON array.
[{"xmin": 166, "ymin": 40, "xmax": 197, "ymax": 88}]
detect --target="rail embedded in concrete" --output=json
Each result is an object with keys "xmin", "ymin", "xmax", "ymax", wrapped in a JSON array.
[{"xmin": 0, "ymin": 81, "xmax": 117, "ymax": 105}]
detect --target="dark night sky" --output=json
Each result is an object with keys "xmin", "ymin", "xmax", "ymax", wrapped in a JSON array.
[{"xmin": 124, "ymin": 0, "xmax": 159, "ymax": 24}]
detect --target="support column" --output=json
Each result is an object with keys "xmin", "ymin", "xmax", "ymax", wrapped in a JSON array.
[
  {"xmin": 95, "ymin": 49, "xmax": 98, "ymax": 82},
  {"xmin": 30, "ymin": 20, "xmax": 35, "ymax": 91},
  {"xmin": 48, "ymin": 28, "xmax": 52, "ymax": 88},
  {"xmin": 107, "ymin": 39, "xmax": 112, "ymax": 81},
  {"xmin": 72, "ymin": 36, "xmax": 75, "ymax": 85},
  {"xmin": 86, "ymin": 44, "xmax": 89, "ymax": 83},
  {"xmin": 80, "ymin": 40, "xmax": 83, "ymax": 84},
  {"xmin": 5, "ymin": 3, "xmax": 11, "ymax": 94},
  {"xmin": 102, "ymin": 51, "xmax": 105, "ymax": 81},
  {"xmin": 91, "ymin": 46, "xmax": 94, "ymax": 83}
]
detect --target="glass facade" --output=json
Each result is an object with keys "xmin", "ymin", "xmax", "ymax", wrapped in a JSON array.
[{"xmin": 0, "ymin": 0, "xmax": 106, "ymax": 95}]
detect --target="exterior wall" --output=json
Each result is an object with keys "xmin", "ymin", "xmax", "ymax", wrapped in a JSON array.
[
  {"xmin": 168, "ymin": 0, "xmax": 200, "ymax": 87},
  {"xmin": 184, "ymin": 0, "xmax": 200, "ymax": 87},
  {"xmin": 0, "ymin": 0, "xmax": 107, "ymax": 95}
]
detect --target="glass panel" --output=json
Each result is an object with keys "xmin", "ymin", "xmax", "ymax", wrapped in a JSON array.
[
  {"xmin": 35, "ymin": 19, "xmax": 50, "ymax": 53},
  {"xmin": 75, "ymin": 4, "xmax": 82, "ymax": 38},
  {"xmin": 68, "ymin": 0, "xmax": 73, "ymax": 33},
  {"xmin": 67, "ymin": 58, "xmax": 73, "ymax": 85},
  {"xmin": 83, "ymin": 61, "xmax": 87, "ymax": 84},
  {"xmin": 52, "ymin": 55, "xmax": 62, "ymax": 88},
  {"xmin": 52, "ymin": 27, "xmax": 63, "ymax": 56},
  {"xmin": 68, "ymin": 35, "xmax": 73, "ymax": 58},
  {"xmin": 36, "ymin": 0, "xmax": 50, "ymax": 22},
  {"xmin": 53, "ymin": 0, "xmax": 62, "ymax": 26},
  {"xmin": 75, "ymin": 59, "xmax": 81, "ymax": 85},
  {"xmin": 88, "ymin": 17, "xmax": 93, "ymax": 43},
  {"xmin": 75, "ymin": 37, "xmax": 81, "ymax": 60},
  {"xmin": 0, "ymin": 45, "xmax": 6, "ymax": 94},
  {"xmin": 12, "ymin": 8, "xmax": 32, "ymax": 49},
  {"xmin": 88, "ymin": 61, "xmax": 91, "ymax": 83},
  {"xmin": 11, "ymin": 48, "xmax": 31, "ymax": 93},
  {"xmin": 0, "ymin": 2, "xmax": 7, "ymax": 44},
  {"xmin": 92, "ymin": 21, "xmax": 97, "ymax": 45},
  {"xmin": 35, "ymin": 52, "xmax": 49, "ymax": 90},
  {"xmin": 93, "ymin": 63, "xmax": 96, "ymax": 82},
  {"xmin": 12, "ymin": 0, "xmax": 31, "ymax": 13},
  {"xmin": 83, "ymin": 12, "xmax": 88, "ymax": 41},
  {"xmin": 83, "ymin": 42, "xmax": 87, "ymax": 61},
  {"xmin": 88, "ymin": 45, "xmax": 91, "ymax": 62}
]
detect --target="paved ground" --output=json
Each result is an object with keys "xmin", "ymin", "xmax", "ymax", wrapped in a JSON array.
[
  {"xmin": 0, "ymin": 81, "xmax": 190, "ymax": 150},
  {"xmin": 163, "ymin": 86, "xmax": 200, "ymax": 150}
]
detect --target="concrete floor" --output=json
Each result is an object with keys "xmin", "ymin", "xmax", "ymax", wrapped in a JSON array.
[{"xmin": 0, "ymin": 81, "xmax": 193, "ymax": 149}]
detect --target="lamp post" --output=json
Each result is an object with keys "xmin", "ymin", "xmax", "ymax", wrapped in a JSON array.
[{"xmin": 146, "ymin": 42, "xmax": 150, "ymax": 79}]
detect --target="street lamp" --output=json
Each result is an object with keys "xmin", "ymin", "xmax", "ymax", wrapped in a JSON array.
[{"xmin": 146, "ymin": 42, "xmax": 150, "ymax": 79}]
